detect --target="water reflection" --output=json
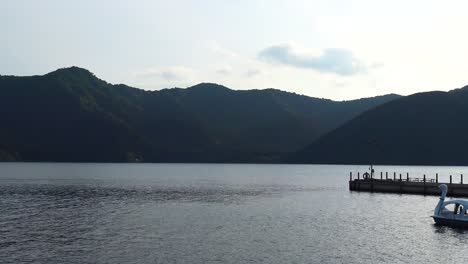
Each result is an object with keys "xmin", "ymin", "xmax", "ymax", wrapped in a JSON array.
[
  {"xmin": 432, "ymin": 224, "xmax": 468, "ymax": 234},
  {"xmin": 1, "ymin": 163, "xmax": 468, "ymax": 264},
  {"xmin": 0, "ymin": 184, "xmax": 335, "ymax": 205}
]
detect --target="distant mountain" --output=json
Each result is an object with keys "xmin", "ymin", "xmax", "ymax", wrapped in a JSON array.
[
  {"xmin": 290, "ymin": 86, "xmax": 468, "ymax": 165},
  {"xmin": 0, "ymin": 67, "xmax": 399, "ymax": 162}
]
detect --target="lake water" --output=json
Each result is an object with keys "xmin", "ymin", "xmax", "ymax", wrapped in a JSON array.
[{"xmin": 1, "ymin": 163, "xmax": 468, "ymax": 264}]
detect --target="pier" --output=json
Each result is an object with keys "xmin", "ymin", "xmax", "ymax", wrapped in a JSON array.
[{"xmin": 349, "ymin": 171, "xmax": 468, "ymax": 197}]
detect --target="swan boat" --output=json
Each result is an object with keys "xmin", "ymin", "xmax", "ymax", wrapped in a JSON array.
[{"xmin": 432, "ymin": 184, "xmax": 468, "ymax": 227}]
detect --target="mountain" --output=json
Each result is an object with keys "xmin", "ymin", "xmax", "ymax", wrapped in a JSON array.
[
  {"xmin": 290, "ymin": 86, "xmax": 468, "ymax": 165},
  {"xmin": 0, "ymin": 67, "xmax": 400, "ymax": 162}
]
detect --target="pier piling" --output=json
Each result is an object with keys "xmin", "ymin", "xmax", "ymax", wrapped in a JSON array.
[{"xmin": 423, "ymin": 174, "xmax": 427, "ymax": 194}]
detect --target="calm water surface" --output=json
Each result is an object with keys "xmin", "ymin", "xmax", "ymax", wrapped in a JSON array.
[{"xmin": 1, "ymin": 163, "xmax": 468, "ymax": 263}]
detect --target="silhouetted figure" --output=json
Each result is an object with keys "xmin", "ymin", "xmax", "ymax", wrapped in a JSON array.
[{"xmin": 363, "ymin": 172, "xmax": 370, "ymax": 180}]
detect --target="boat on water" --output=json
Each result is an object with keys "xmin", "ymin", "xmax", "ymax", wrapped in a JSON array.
[{"xmin": 432, "ymin": 184, "xmax": 468, "ymax": 227}]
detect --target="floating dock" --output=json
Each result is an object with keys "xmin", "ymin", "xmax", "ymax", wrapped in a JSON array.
[{"xmin": 349, "ymin": 172, "xmax": 468, "ymax": 197}]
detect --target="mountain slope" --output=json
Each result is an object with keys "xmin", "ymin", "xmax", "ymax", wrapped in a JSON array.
[
  {"xmin": 291, "ymin": 86, "xmax": 468, "ymax": 165},
  {"xmin": 0, "ymin": 67, "xmax": 400, "ymax": 162},
  {"xmin": 0, "ymin": 68, "xmax": 149, "ymax": 161},
  {"xmin": 162, "ymin": 84, "xmax": 400, "ymax": 153}
]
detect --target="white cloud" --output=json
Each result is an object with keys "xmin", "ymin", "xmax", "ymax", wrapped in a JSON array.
[
  {"xmin": 136, "ymin": 66, "xmax": 195, "ymax": 81},
  {"xmin": 369, "ymin": 62, "xmax": 384, "ymax": 70},
  {"xmin": 208, "ymin": 41, "xmax": 241, "ymax": 60},
  {"xmin": 216, "ymin": 65, "xmax": 232, "ymax": 75},
  {"xmin": 205, "ymin": 41, "xmax": 271, "ymax": 84},
  {"xmin": 258, "ymin": 43, "xmax": 366, "ymax": 76},
  {"xmin": 132, "ymin": 66, "xmax": 199, "ymax": 89},
  {"xmin": 246, "ymin": 68, "xmax": 262, "ymax": 78}
]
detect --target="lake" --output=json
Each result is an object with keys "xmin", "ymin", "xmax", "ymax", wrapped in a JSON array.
[{"xmin": 1, "ymin": 163, "xmax": 468, "ymax": 263}]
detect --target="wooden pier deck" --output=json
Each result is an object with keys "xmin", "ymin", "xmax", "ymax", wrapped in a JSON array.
[{"xmin": 349, "ymin": 172, "xmax": 468, "ymax": 197}]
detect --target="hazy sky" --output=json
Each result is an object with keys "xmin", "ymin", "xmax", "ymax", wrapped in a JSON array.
[{"xmin": 2, "ymin": 0, "xmax": 468, "ymax": 100}]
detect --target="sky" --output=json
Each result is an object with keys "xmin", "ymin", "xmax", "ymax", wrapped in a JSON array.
[{"xmin": 2, "ymin": 0, "xmax": 468, "ymax": 100}]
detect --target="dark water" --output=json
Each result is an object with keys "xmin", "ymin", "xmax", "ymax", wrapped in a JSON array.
[{"xmin": 1, "ymin": 163, "xmax": 468, "ymax": 264}]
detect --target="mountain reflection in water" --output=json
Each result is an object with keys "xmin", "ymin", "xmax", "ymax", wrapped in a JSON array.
[{"xmin": 1, "ymin": 163, "xmax": 468, "ymax": 264}]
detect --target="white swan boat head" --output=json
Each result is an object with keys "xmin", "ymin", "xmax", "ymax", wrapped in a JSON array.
[{"xmin": 432, "ymin": 184, "xmax": 468, "ymax": 227}]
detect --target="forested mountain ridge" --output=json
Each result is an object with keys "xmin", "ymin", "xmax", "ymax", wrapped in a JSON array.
[
  {"xmin": 290, "ymin": 86, "xmax": 468, "ymax": 165},
  {"xmin": 0, "ymin": 67, "xmax": 399, "ymax": 162}
]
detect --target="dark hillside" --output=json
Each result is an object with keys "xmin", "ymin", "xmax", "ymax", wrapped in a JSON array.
[
  {"xmin": 0, "ymin": 67, "xmax": 399, "ymax": 162},
  {"xmin": 291, "ymin": 87, "xmax": 468, "ymax": 165}
]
